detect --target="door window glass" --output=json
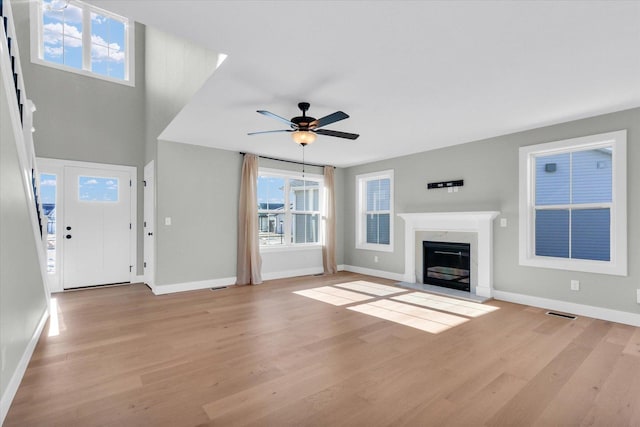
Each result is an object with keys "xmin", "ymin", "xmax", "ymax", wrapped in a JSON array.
[{"xmin": 78, "ymin": 176, "xmax": 119, "ymax": 201}]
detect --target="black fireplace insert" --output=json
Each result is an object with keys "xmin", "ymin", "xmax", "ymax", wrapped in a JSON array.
[{"xmin": 423, "ymin": 241, "xmax": 471, "ymax": 292}]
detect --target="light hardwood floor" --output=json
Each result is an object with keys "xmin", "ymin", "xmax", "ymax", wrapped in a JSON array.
[{"xmin": 5, "ymin": 272, "xmax": 640, "ymax": 426}]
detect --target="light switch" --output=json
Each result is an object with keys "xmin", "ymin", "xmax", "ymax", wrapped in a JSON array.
[{"xmin": 165, "ymin": 217, "xmax": 172, "ymax": 226}]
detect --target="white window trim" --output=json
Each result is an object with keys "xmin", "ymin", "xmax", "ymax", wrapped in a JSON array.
[
  {"xmin": 356, "ymin": 169, "xmax": 394, "ymax": 252},
  {"xmin": 30, "ymin": 0, "xmax": 135, "ymax": 87},
  {"xmin": 518, "ymin": 130, "xmax": 627, "ymax": 276},
  {"xmin": 258, "ymin": 167, "xmax": 324, "ymax": 251}
]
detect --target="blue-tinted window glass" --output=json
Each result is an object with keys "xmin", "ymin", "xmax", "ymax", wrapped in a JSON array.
[
  {"xmin": 535, "ymin": 153, "xmax": 570, "ymax": 206},
  {"xmin": 78, "ymin": 176, "xmax": 118, "ymax": 202},
  {"xmin": 535, "ymin": 209, "xmax": 569, "ymax": 258},
  {"xmin": 257, "ymin": 176, "xmax": 285, "ymax": 211},
  {"xmin": 292, "ymin": 213, "xmax": 319, "ymax": 244},
  {"xmin": 366, "ymin": 213, "xmax": 390, "ymax": 245},
  {"xmin": 571, "ymin": 209, "xmax": 610, "ymax": 261},
  {"xmin": 63, "ymin": 35, "xmax": 82, "ymax": 69},
  {"xmin": 366, "ymin": 178, "xmax": 390, "ymax": 211},
  {"xmin": 290, "ymin": 180, "xmax": 319, "ymax": 211},
  {"xmin": 90, "ymin": 13, "xmax": 126, "ymax": 78},
  {"xmin": 572, "ymin": 148, "xmax": 612, "ymax": 204},
  {"xmin": 366, "ymin": 180, "xmax": 380, "ymax": 211},
  {"xmin": 40, "ymin": 173, "xmax": 57, "ymax": 274}
]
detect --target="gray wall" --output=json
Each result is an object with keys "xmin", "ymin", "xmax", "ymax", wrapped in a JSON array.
[
  {"xmin": 155, "ymin": 141, "xmax": 242, "ymax": 285},
  {"xmin": 13, "ymin": 3, "xmax": 147, "ymax": 272},
  {"xmin": 144, "ymin": 26, "xmax": 218, "ymax": 163},
  {"xmin": 344, "ymin": 107, "xmax": 640, "ymax": 314},
  {"xmin": 1, "ymin": 76, "xmax": 48, "ymax": 403}
]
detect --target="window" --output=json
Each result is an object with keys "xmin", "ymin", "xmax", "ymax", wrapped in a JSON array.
[
  {"xmin": 519, "ymin": 130, "xmax": 627, "ymax": 275},
  {"xmin": 356, "ymin": 170, "xmax": 394, "ymax": 252},
  {"xmin": 78, "ymin": 176, "xmax": 118, "ymax": 202},
  {"xmin": 257, "ymin": 169, "xmax": 323, "ymax": 248},
  {"xmin": 40, "ymin": 173, "xmax": 57, "ymax": 274},
  {"xmin": 31, "ymin": 0, "xmax": 134, "ymax": 85}
]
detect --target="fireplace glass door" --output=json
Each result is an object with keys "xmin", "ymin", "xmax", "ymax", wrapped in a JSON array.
[{"xmin": 423, "ymin": 241, "xmax": 471, "ymax": 292}]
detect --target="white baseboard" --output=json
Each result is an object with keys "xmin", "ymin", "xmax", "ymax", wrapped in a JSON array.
[
  {"xmin": 493, "ymin": 290, "xmax": 640, "ymax": 327},
  {"xmin": 262, "ymin": 267, "xmax": 325, "ymax": 281},
  {"xmin": 1, "ymin": 308, "xmax": 49, "ymax": 425},
  {"xmin": 152, "ymin": 277, "xmax": 236, "ymax": 295},
  {"xmin": 341, "ymin": 265, "xmax": 405, "ymax": 282}
]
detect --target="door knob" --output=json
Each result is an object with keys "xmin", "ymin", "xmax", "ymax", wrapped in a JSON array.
[
  {"xmin": 147, "ymin": 232, "xmax": 153, "ymax": 236},
  {"xmin": 66, "ymin": 226, "xmax": 71, "ymax": 231},
  {"xmin": 65, "ymin": 234, "xmax": 72, "ymax": 239}
]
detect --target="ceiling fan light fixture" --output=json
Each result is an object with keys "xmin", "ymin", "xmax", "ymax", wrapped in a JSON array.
[{"xmin": 292, "ymin": 130, "xmax": 316, "ymax": 146}]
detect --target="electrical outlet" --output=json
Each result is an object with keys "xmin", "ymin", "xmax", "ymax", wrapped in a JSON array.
[
  {"xmin": 500, "ymin": 218, "xmax": 508, "ymax": 228},
  {"xmin": 374, "ymin": 255, "xmax": 379, "ymax": 263},
  {"xmin": 570, "ymin": 280, "xmax": 580, "ymax": 291},
  {"xmin": 164, "ymin": 217, "xmax": 172, "ymax": 226}
]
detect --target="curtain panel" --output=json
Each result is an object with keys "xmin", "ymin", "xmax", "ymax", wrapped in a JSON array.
[
  {"xmin": 236, "ymin": 154, "xmax": 262, "ymax": 285},
  {"xmin": 322, "ymin": 166, "xmax": 338, "ymax": 274}
]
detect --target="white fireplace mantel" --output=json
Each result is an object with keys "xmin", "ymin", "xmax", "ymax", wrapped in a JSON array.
[{"xmin": 398, "ymin": 211, "xmax": 500, "ymax": 298}]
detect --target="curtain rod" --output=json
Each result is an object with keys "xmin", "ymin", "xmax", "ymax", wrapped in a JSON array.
[{"xmin": 239, "ymin": 152, "xmax": 334, "ymax": 169}]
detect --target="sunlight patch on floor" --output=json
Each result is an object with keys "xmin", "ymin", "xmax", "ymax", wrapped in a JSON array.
[
  {"xmin": 348, "ymin": 299, "xmax": 468, "ymax": 334},
  {"xmin": 48, "ymin": 298, "xmax": 60, "ymax": 337},
  {"xmin": 334, "ymin": 280, "xmax": 406, "ymax": 296},
  {"xmin": 293, "ymin": 286, "xmax": 374, "ymax": 306},
  {"xmin": 392, "ymin": 292, "xmax": 500, "ymax": 318}
]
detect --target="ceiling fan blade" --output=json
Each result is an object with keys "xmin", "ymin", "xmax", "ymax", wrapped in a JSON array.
[
  {"xmin": 257, "ymin": 110, "xmax": 296, "ymax": 127},
  {"xmin": 248, "ymin": 129, "xmax": 293, "ymax": 135},
  {"xmin": 310, "ymin": 111, "xmax": 349, "ymax": 129},
  {"xmin": 314, "ymin": 129, "xmax": 360, "ymax": 140}
]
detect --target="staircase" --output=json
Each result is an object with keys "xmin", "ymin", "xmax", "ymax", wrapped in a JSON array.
[{"xmin": 1, "ymin": 0, "xmax": 48, "ymax": 276}]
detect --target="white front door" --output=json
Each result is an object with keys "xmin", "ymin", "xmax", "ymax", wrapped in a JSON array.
[{"xmin": 63, "ymin": 166, "xmax": 132, "ymax": 288}]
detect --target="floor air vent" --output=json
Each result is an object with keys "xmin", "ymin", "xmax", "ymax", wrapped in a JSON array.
[
  {"xmin": 546, "ymin": 311, "xmax": 577, "ymax": 320},
  {"xmin": 210, "ymin": 286, "xmax": 228, "ymax": 291}
]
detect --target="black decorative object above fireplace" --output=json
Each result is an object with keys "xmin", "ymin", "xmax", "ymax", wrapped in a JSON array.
[{"xmin": 423, "ymin": 241, "xmax": 471, "ymax": 292}]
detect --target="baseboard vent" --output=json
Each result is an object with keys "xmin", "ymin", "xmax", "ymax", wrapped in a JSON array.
[
  {"xmin": 210, "ymin": 286, "xmax": 228, "ymax": 291},
  {"xmin": 546, "ymin": 311, "xmax": 577, "ymax": 320}
]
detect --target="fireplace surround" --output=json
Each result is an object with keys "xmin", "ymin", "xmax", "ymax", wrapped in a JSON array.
[{"xmin": 398, "ymin": 211, "xmax": 500, "ymax": 298}]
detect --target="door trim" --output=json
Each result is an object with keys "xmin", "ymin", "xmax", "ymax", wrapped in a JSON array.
[
  {"xmin": 36, "ymin": 157, "xmax": 137, "ymax": 293},
  {"xmin": 143, "ymin": 160, "xmax": 155, "ymax": 290}
]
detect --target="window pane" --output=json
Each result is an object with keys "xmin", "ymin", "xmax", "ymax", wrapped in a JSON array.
[
  {"xmin": 40, "ymin": 173, "xmax": 57, "ymax": 274},
  {"xmin": 366, "ymin": 180, "xmax": 379, "ymax": 211},
  {"xmin": 366, "ymin": 178, "xmax": 390, "ymax": 211},
  {"xmin": 78, "ymin": 176, "xmax": 119, "ymax": 202},
  {"xmin": 63, "ymin": 35, "xmax": 82, "ymax": 69},
  {"xmin": 571, "ymin": 209, "xmax": 610, "ymax": 261},
  {"xmin": 572, "ymin": 148, "xmax": 612, "ymax": 204},
  {"xmin": 535, "ymin": 209, "xmax": 569, "ymax": 258},
  {"xmin": 292, "ymin": 214, "xmax": 319, "ymax": 244},
  {"xmin": 258, "ymin": 213, "xmax": 284, "ymax": 245},
  {"xmin": 378, "ymin": 178, "xmax": 390, "ymax": 211},
  {"xmin": 366, "ymin": 213, "xmax": 390, "ymax": 245},
  {"xmin": 257, "ymin": 176, "xmax": 285, "ymax": 211},
  {"xmin": 535, "ymin": 153, "xmax": 570, "ymax": 206},
  {"xmin": 91, "ymin": 13, "xmax": 126, "ymax": 78},
  {"xmin": 108, "ymin": 50, "xmax": 125, "ymax": 79},
  {"xmin": 290, "ymin": 180, "xmax": 319, "ymax": 211},
  {"xmin": 43, "ymin": 31, "xmax": 64, "ymax": 64}
]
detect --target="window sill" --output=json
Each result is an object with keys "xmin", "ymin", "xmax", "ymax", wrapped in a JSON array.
[
  {"xmin": 519, "ymin": 255, "xmax": 627, "ymax": 276},
  {"xmin": 260, "ymin": 244, "xmax": 322, "ymax": 253},
  {"xmin": 356, "ymin": 243, "xmax": 394, "ymax": 253}
]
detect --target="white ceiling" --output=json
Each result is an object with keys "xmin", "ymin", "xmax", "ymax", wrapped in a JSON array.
[{"xmin": 90, "ymin": 1, "xmax": 640, "ymax": 167}]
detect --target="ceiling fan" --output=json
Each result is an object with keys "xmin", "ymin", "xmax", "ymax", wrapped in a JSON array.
[{"xmin": 248, "ymin": 102, "xmax": 359, "ymax": 146}]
